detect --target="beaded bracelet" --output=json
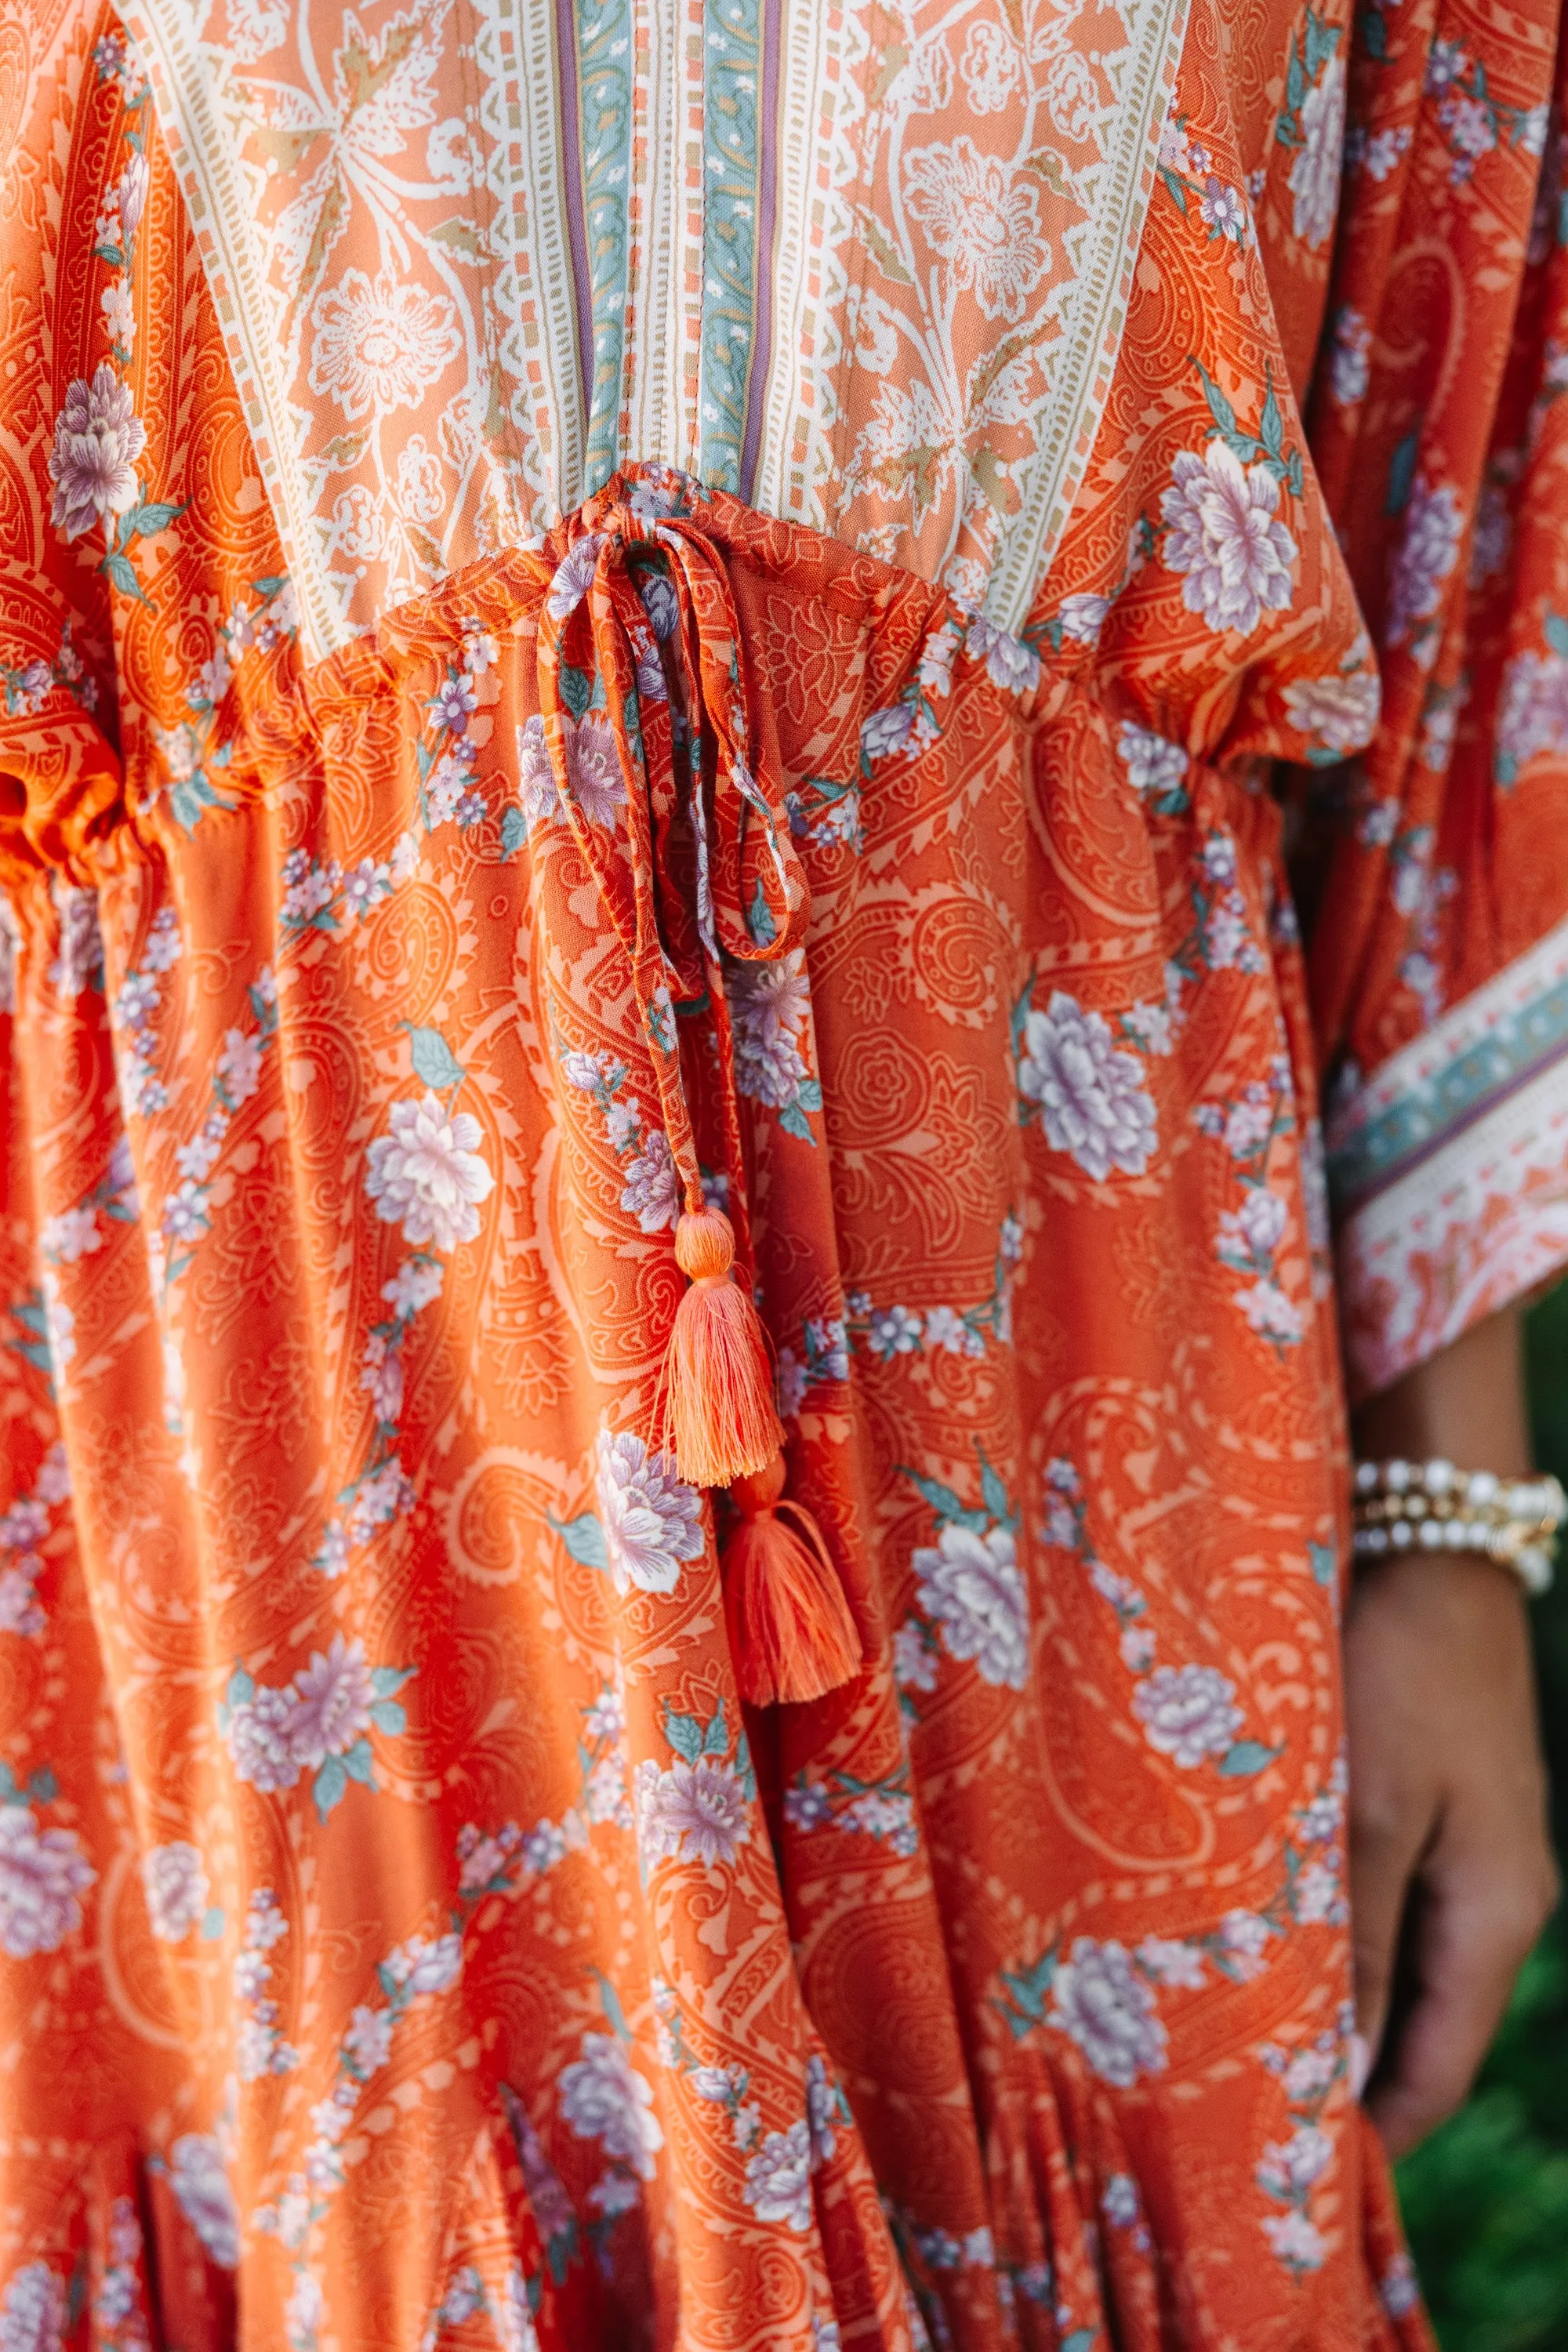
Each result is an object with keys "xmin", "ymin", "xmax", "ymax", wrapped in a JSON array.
[{"xmin": 1351, "ymin": 1458, "xmax": 1566, "ymax": 1595}]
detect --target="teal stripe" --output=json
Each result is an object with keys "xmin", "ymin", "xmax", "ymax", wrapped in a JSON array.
[
  {"xmin": 699, "ymin": 0, "xmax": 764, "ymax": 491},
  {"xmin": 1327, "ymin": 972, "xmax": 1568, "ymax": 1210},
  {"xmin": 575, "ymin": 0, "xmax": 634, "ymax": 489}
]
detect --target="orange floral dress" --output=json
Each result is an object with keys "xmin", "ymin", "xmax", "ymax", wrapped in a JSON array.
[{"xmin": 1, "ymin": 0, "xmax": 1565, "ymax": 2346}]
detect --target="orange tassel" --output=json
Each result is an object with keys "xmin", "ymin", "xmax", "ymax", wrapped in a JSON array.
[
  {"xmin": 721, "ymin": 1453, "xmax": 863, "ymax": 1706},
  {"xmin": 661, "ymin": 1206, "xmax": 785, "ymax": 1489}
]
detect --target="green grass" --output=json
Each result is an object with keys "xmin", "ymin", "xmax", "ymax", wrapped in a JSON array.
[{"xmin": 1399, "ymin": 1281, "xmax": 1568, "ymax": 2348}]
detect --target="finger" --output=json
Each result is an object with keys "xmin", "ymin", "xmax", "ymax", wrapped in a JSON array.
[
  {"xmin": 1347, "ymin": 1774, "xmax": 1429, "ymax": 2070},
  {"xmin": 1367, "ymin": 1852, "xmax": 1553, "ymax": 2160}
]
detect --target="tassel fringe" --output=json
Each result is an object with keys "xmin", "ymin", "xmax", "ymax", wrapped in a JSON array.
[
  {"xmin": 660, "ymin": 1206, "xmax": 784, "ymax": 1489},
  {"xmin": 662, "ymin": 1208, "xmax": 859, "ymax": 1703},
  {"xmin": 721, "ymin": 1454, "xmax": 862, "ymax": 1706}
]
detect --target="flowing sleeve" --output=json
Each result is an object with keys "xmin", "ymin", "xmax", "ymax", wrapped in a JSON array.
[{"xmin": 1301, "ymin": 0, "xmax": 1568, "ymax": 1399}]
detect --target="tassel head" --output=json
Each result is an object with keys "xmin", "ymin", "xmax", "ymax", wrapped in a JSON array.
[
  {"xmin": 673, "ymin": 1203, "xmax": 738, "ymax": 1285},
  {"xmin": 660, "ymin": 1207, "xmax": 784, "ymax": 1488}
]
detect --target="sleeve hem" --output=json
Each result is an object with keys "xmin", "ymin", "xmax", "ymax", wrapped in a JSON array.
[{"xmin": 1328, "ymin": 909, "xmax": 1568, "ymax": 1399}]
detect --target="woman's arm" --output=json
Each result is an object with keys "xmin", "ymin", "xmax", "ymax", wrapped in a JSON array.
[{"xmin": 1346, "ymin": 1302, "xmax": 1559, "ymax": 2156}]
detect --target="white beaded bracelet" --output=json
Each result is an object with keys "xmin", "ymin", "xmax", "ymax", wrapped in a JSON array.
[{"xmin": 1351, "ymin": 1457, "xmax": 1566, "ymax": 1595}]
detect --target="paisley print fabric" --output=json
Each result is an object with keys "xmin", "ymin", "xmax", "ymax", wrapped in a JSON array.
[{"xmin": 0, "ymin": 0, "xmax": 1566, "ymax": 2343}]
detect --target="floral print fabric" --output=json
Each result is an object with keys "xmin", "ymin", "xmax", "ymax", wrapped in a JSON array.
[{"xmin": 3, "ymin": 0, "xmax": 1564, "ymax": 2341}]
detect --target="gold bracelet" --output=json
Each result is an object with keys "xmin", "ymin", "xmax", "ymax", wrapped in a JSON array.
[{"xmin": 1351, "ymin": 1458, "xmax": 1565, "ymax": 1595}]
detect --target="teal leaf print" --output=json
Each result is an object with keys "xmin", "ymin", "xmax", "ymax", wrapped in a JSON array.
[
  {"xmin": 1386, "ymin": 430, "xmax": 1419, "ymax": 516},
  {"xmin": 558, "ymin": 664, "xmax": 593, "ymax": 722},
  {"xmin": 899, "ymin": 1468, "xmax": 988, "ymax": 1532},
  {"xmin": 371, "ymin": 1665, "xmax": 414, "ymax": 1697},
  {"xmin": 0, "ymin": 1762, "xmax": 57, "ymax": 1808},
  {"xmin": 405, "ymin": 1025, "xmax": 466, "ymax": 1090},
  {"xmin": 1192, "ymin": 355, "xmax": 1239, "ymax": 441},
  {"xmin": 1304, "ymin": 6, "xmax": 1341, "ymax": 73},
  {"xmin": 7, "ymin": 1291, "xmax": 53, "ymax": 1381},
  {"xmin": 500, "ymin": 804, "xmax": 528, "ymax": 857},
  {"xmin": 702, "ymin": 1701, "xmax": 728, "ymax": 1758},
  {"xmin": 593, "ymin": 1967, "xmax": 633, "ymax": 2042},
  {"xmin": 664, "ymin": 1707, "xmax": 706, "ymax": 1766},
  {"xmin": 169, "ymin": 771, "xmax": 234, "ymax": 834},
  {"xmin": 101, "ymin": 549, "xmax": 151, "ymax": 604},
  {"xmin": 369, "ymin": 1699, "xmax": 407, "ymax": 1736},
  {"xmin": 129, "ymin": 498, "xmax": 184, "ymax": 538},
  {"xmin": 1308, "ymin": 1541, "xmax": 1338, "ymax": 1588},
  {"xmin": 201, "ymin": 1904, "xmax": 226, "ymax": 1940},
  {"xmin": 550, "ymin": 1510, "xmax": 608, "ymax": 1571},
  {"xmin": 342, "ymin": 1737, "xmax": 377, "ymax": 1788},
  {"xmin": 1545, "ymin": 610, "xmax": 1568, "ymax": 660},
  {"xmin": 1285, "ymin": 39, "xmax": 1307, "ymax": 110},
  {"xmin": 978, "ymin": 1449, "xmax": 1014, "ymax": 1529},
  {"xmin": 747, "ymin": 877, "xmax": 778, "ymax": 946},
  {"xmin": 227, "ymin": 1664, "xmax": 257, "ymax": 1710},
  {"xmin": 1218, "ymin": 1740, "xmax": 1280, "ymax": 1777},
  {"xmin": 999, "ymin": 1950, "xmax": 1057, "ymax": 2038},
  {"xmin": 314, "ymin": 1755, "xmax": 348, "ymax": 1819},
  {"xmin": 1062, "ymin": 2332, "xmax": 1099, "ymax": 2352}
]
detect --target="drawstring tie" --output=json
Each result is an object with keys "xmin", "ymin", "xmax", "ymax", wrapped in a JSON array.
[{"xmin": 537, "ymin": 467, "xmax": 862, "ymax": 1705}]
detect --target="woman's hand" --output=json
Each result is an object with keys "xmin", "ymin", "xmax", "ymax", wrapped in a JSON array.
[
  {"xmin": 1348, "ymin": 1301, "xmax": 1559, "ymax": 2159},
  {"xmin": 1344, "ymin": 1549, "xmax": 1557, "ymax": 2157}
]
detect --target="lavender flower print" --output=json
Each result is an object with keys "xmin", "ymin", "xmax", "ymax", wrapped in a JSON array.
[
  {"xmin": 168, "ymin": 2134, "xmax": 240, "ymax": 2269},
  {"xmin": 1018, "ymin": 989, "xmax": 1158, "ymax": 1180},
  {"xmin": 1287, "ymin": 50, "xmax": 1346, "ymax": 248},
  {"xmin": 0, "ymin": 2263, "xmax": 66, "ymax": 2352},
  {"xmin": 619, "ymin": 1128, "xmax": 681, "ymax": 1232},
  {"xmin": 594, "ymin": 1429, "xmax": 705, "ymax": 1595},
  {"xmin": 1131, "ymin": 1664, "xmax": 1245, "ymax": 1768},
  {"xmin": 728, "ymin": 950, "xmax": 815, "ymax": 1112},
  {"xmin": 557, "ymin": 2032, "xmax": 663, "ymax": 2179},
  {"xmin": 564, "ymin": 715, "xmax": 627, "ymax": 829},
  {"xmin": 1327, "ymin": 306, "xmax": 1370, "ymax": 405},
  {"xmin": 913, "ymin": 1522, "xmax": 1030, "ymax": 1689},
  {"xmin": 1118, "ymin": 721, "xmax": 1188, "ymax": 801},
  {"xmin": 1160, "ymin": 442, "xmax": 1297, "ymax": 637},
  {"xmin": 635, "ymin": 1757, "xmax": 750, "ymax": 1871},
  {"xmin": 0, "ymin": 1806, "xmax": 96, "ymax": 1958},
  {"xmin": 1385, "ymin": 470, "xmax": 1464, "ymax": 658},
  {"xmin": 47, "ymin": 365, "xmax": 147, "ymax": 541},
  {"xmin": 1048, "ymin": 1938, "xmax": 1169, "ymax": 2087},
  {"xmin": 365, "ymin": 1094, "xmax": 494, "ymax": 1252},
  {"xmin": 1282, "ymin": 663, "xmax": 1381, "ymax": 757},
  {"xmin": 743, "ymin": 2122, "xmax": 813, "ymax": 2230},
  {"xmin": 141, "ymin": 1841, "xmax": 209, "ymax": 1942}
]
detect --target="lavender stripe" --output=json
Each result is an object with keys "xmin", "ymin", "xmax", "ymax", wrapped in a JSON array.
[
  {"xmin": 554, "ymin": 0, "xmax": 593, "ymax": 424},
  {"xmin": 739, "ymin": 0, "xmax": 782, "ymax": 505}
]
